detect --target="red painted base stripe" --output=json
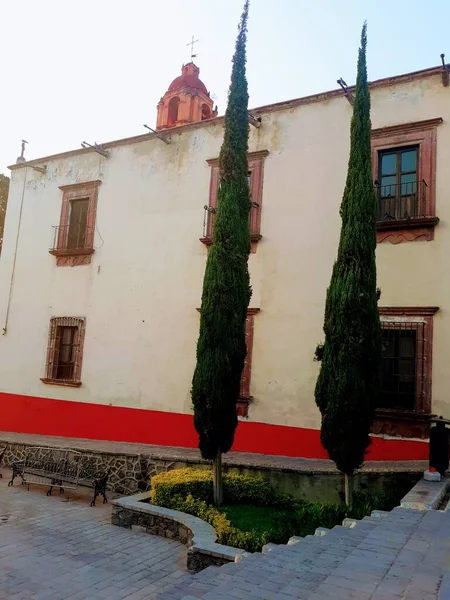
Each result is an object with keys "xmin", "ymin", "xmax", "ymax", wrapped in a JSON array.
[{"xmin": 0, "ymin": 392, "xmax": 428, "ymax": 461}]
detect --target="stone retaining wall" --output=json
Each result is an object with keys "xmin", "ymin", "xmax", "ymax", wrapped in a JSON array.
[
  {"xmin": 111, "ymin": 493, "xmax": 245, "ymax": 572},
  {"xmin": 1, "ymin": 442, "xmax": 176, "ymax": 495},
  {"xmin": 0, "ymin": 435, "xmax": 423, "ymax": 502}
]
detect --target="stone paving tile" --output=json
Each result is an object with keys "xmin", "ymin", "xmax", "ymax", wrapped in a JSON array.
[{"xmin": 0, "ymin": 471, "xmax": 191, "ymax": 600}]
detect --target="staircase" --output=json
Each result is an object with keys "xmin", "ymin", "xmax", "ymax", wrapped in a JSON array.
[{"xmin": 157, "ymin": 507, "xmax": 450, "ymax": 599}]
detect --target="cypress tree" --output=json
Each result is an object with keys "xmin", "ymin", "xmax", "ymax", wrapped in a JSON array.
[
  {"xmin": 192, "ymin": 0, "xmax": 251, "ymax": 505},
  {"xmin": 314, "ymin": 23, "xmax": 381, "ymax": 504}
]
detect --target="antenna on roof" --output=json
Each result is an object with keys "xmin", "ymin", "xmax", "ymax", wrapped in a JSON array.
[
  {"xmin": 187, "ymin": 35, "xmax": 199, "ymax": 61},
  {"xmin": 81, "ymin": 141, "xmax": 109, "ymax": 158},
  {"xmin": 337, "ymin": 78, "xmax": 354, "ymax": 106},
  {"xmin": 440, "ymin": 54, "xmax": 449, "ymax": 87}
]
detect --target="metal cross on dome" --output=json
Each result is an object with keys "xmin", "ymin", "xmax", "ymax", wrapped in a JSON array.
[{"xmin": 187, "ymin": 35, "xmax": 199, "ymax": 61}]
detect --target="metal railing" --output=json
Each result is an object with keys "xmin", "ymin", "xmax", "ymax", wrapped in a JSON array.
[
  {"xmin": 202, "ymin": 202, "xmax": 260, "ymax": 239},
  {"xmin": 376, "ymin": 180, "xmax": 427, "ymax": 222},
  {"xmin": 50, "ymin": 225, "xmax": 94, "ymax": 251}
]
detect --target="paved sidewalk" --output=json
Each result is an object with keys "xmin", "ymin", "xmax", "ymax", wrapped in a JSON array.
[
  {"xmin": 0, "ymin": 430, "xmax": 427, "ymax": 474},
  {"xmin": 1, "ymin": 465, "xmax": 449, "ymax": 599},
  {"xmin": 0, "ymin": 472, "xmax": 189, "ymax": 600}
]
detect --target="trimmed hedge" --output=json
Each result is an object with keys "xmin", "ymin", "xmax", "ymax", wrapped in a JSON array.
[
  {"xmin": 150, "ymin": 468, "xmax": 406, "ymax": 553},
  {"xmin": 169, "ymin": 494, "xmax": 269, "ymax": 553},
  {"xmin": 151, "ymin": 468, "xmax": 278, "ymax": 507}
]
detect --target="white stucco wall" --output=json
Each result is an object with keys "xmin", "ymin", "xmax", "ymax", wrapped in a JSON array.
[{"xmin": 0, "ymin": 71, "xmax": 449, "ymax": 431}]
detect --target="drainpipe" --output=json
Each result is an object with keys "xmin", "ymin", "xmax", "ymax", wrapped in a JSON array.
[{"xmin": 3, "ymin": 167, "xmax": 28, "ymax": 335}]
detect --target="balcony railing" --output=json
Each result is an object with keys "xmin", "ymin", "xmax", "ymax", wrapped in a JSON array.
[
  {"xmin": 202, "ymin": 205, "xmax": 217, "ymax": 239},
  {"xmin": 202, "ymin": 202, "xmax": 261, "ymax": 240},
  {"xmin": 50, "ymin": 225, "xmax": 94, "ymax": 252},
  {"xmin": 376, "ymin": 179, "xmax": 428, "ymax": 222}
]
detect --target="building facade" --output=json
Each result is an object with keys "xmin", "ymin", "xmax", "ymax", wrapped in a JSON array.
[{"xmin": 0, "ymin": 63, "xmax": 449, "ymax": 460}]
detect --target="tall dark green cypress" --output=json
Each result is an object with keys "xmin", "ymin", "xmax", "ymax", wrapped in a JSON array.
[
  {"xmin": 315, "ymin": 24, "xmax": 381, "ymax": 482},
  {"xmin": 192, "ymin": 1, "xmax": 251, "ymax": 477}
]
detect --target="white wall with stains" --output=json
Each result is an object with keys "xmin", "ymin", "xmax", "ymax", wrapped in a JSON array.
[{"xmin": 0, "ymin": 70, "xmax": 449, "ymax": 432}]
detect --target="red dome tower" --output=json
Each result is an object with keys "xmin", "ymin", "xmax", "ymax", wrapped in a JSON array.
[{"xmin": 156, "ymin": 62, "xmax": 217, "ymax": 130}]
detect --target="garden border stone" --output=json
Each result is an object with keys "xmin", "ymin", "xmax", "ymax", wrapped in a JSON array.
[{"xmin": 111, "ymin": 492, "xmax": 246, "ymax": 572}]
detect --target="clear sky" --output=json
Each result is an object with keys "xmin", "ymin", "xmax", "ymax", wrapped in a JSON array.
[{"xmin": 1, "ymin": 0, "xmax": 448, "ymax": 173}]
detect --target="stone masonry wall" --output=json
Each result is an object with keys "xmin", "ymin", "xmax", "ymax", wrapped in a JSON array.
[
  {"xmin": 111, "ymin": 495, "xmax": 243, "ymax": 572},
  {"xmin": 1, "ymin": 441, "xmax": 176, "ymax": 495}
]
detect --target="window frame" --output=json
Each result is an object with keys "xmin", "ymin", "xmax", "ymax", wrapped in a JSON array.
[
  {"xmin": 371, "ymin": 118, "xmax": 441, "ymax": 244},
  {"xmin": 377, "ymin": 145, "xmax": 423, "ymax": 222},
  {"xmin": 237, "ymin": 308, "xmax": 260, "ymax": 418},
  {"xmin": 41, "ymin": 317, "xmax": 86, "ymax": 387},
  {"xmin": 50, "ymin": 180, "xmax": 100, "ymax": 266},
  {"xmin": 371, "ymin": 306, "xmax": 439, "ymax": 439},
  {"xmin": 196, "ymin": 307, "xmax": 260, "ymax": 418},
  {"xmin": 379, "ymin": 321, "xmax": 424, "ymax": 413},
  {"xmin": 202, "ymin": 150, "xmax": 269, "ymax": 252}
]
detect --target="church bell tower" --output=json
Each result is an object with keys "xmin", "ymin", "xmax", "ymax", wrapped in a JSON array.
[{"xmin": 156, "ymin": 62, "xmax": 217, "ymax": 130}]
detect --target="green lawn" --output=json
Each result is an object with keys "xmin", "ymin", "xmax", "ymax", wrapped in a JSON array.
[
  {"xmin": 220, "ymin": 505, "xmax": 294, "ymax": 533},
  {"xmin": 220, "ymin": 504, "xmax": 320, "ymax": 542}
]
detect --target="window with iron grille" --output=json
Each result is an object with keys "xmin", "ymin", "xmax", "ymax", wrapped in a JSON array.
[
  {"xmin": 41, "ymin": 317, "xmax": 86, "ymax": 387},
  {"xmin": 379, "ymin": 322, "xmax": 425, "ymax": 412},
  {"xmin": 50, "ymin": 180, "xmax": 100, "ymax": 267},
  {"xmin": 202, "ymin": 150, "xmax": 268, "ymax": 250}
]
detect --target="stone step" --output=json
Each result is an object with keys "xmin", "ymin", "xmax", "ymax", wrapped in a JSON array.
[
  {"xmin": 371, "ymin": 509, "xmax": 390, "ymax": 519},
  {"xmin": 314, "ymin": 526, "xmax": 331, "ymax": 536},
  {"xmin": 262, "ymin": 542, "xmax": 278, "ymax": 553},
  {"xmin": 158, "ymin": 505, "xmax": 450, "ymax": 600},
  {"xmin": 287, "ymin": 535, "xmax": 303, "ymax": 545},
  {"xmin": 342, "ymin": 517, "xmax": 358, "ymax": 528},
  {"xmin": 361, "ymin": 515, "xmax": 383, "ymax": 525}
]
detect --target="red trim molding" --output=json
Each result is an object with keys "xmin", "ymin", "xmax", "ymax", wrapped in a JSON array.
[
  {"xmin": 58, "ymin": 180, "xmax": 102, "ymax": 192},
  {"xmin": 371, "ymin": 118, "xmax": 443, "ymax": 139},
  {"xmin": 49, "ymin": 248, "xmax": 95, "ymax": 258},
  {"xmin": 0, "ymin": 392, "xmax": 428, "ymax": 461},
  {"xmin": 206, "ymin": 150, "xmax": 270, "ymax": 166},
  {"xmin": 379, "ymin": 306, "xmax": 439, "ymax": 316},
  {"xmin": 40, "ymin": 378, "xmax": 82, "ymax": 388},
  {"xmin": 200, "ymin": 233, "xmax": 262, "ymax": 247}
]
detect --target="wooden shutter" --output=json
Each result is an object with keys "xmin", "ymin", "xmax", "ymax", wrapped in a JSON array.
[{"xmin": 67, "ymin": 199, "xmax": 89, "ymax": 249}]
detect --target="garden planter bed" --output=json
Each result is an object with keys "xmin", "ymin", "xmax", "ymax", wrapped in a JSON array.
[{"xmin": 111, "ymin": 492, "xmax": 246, "ymax": 572}]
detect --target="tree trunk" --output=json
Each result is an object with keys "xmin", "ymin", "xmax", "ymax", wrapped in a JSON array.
[
  {"xmin": 213, "ymin": 450, "xmax": 223, "ymax": 506},
  {"xmin": 344, "ymin": 473, "xmax": 354, "ymax": 506}
]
